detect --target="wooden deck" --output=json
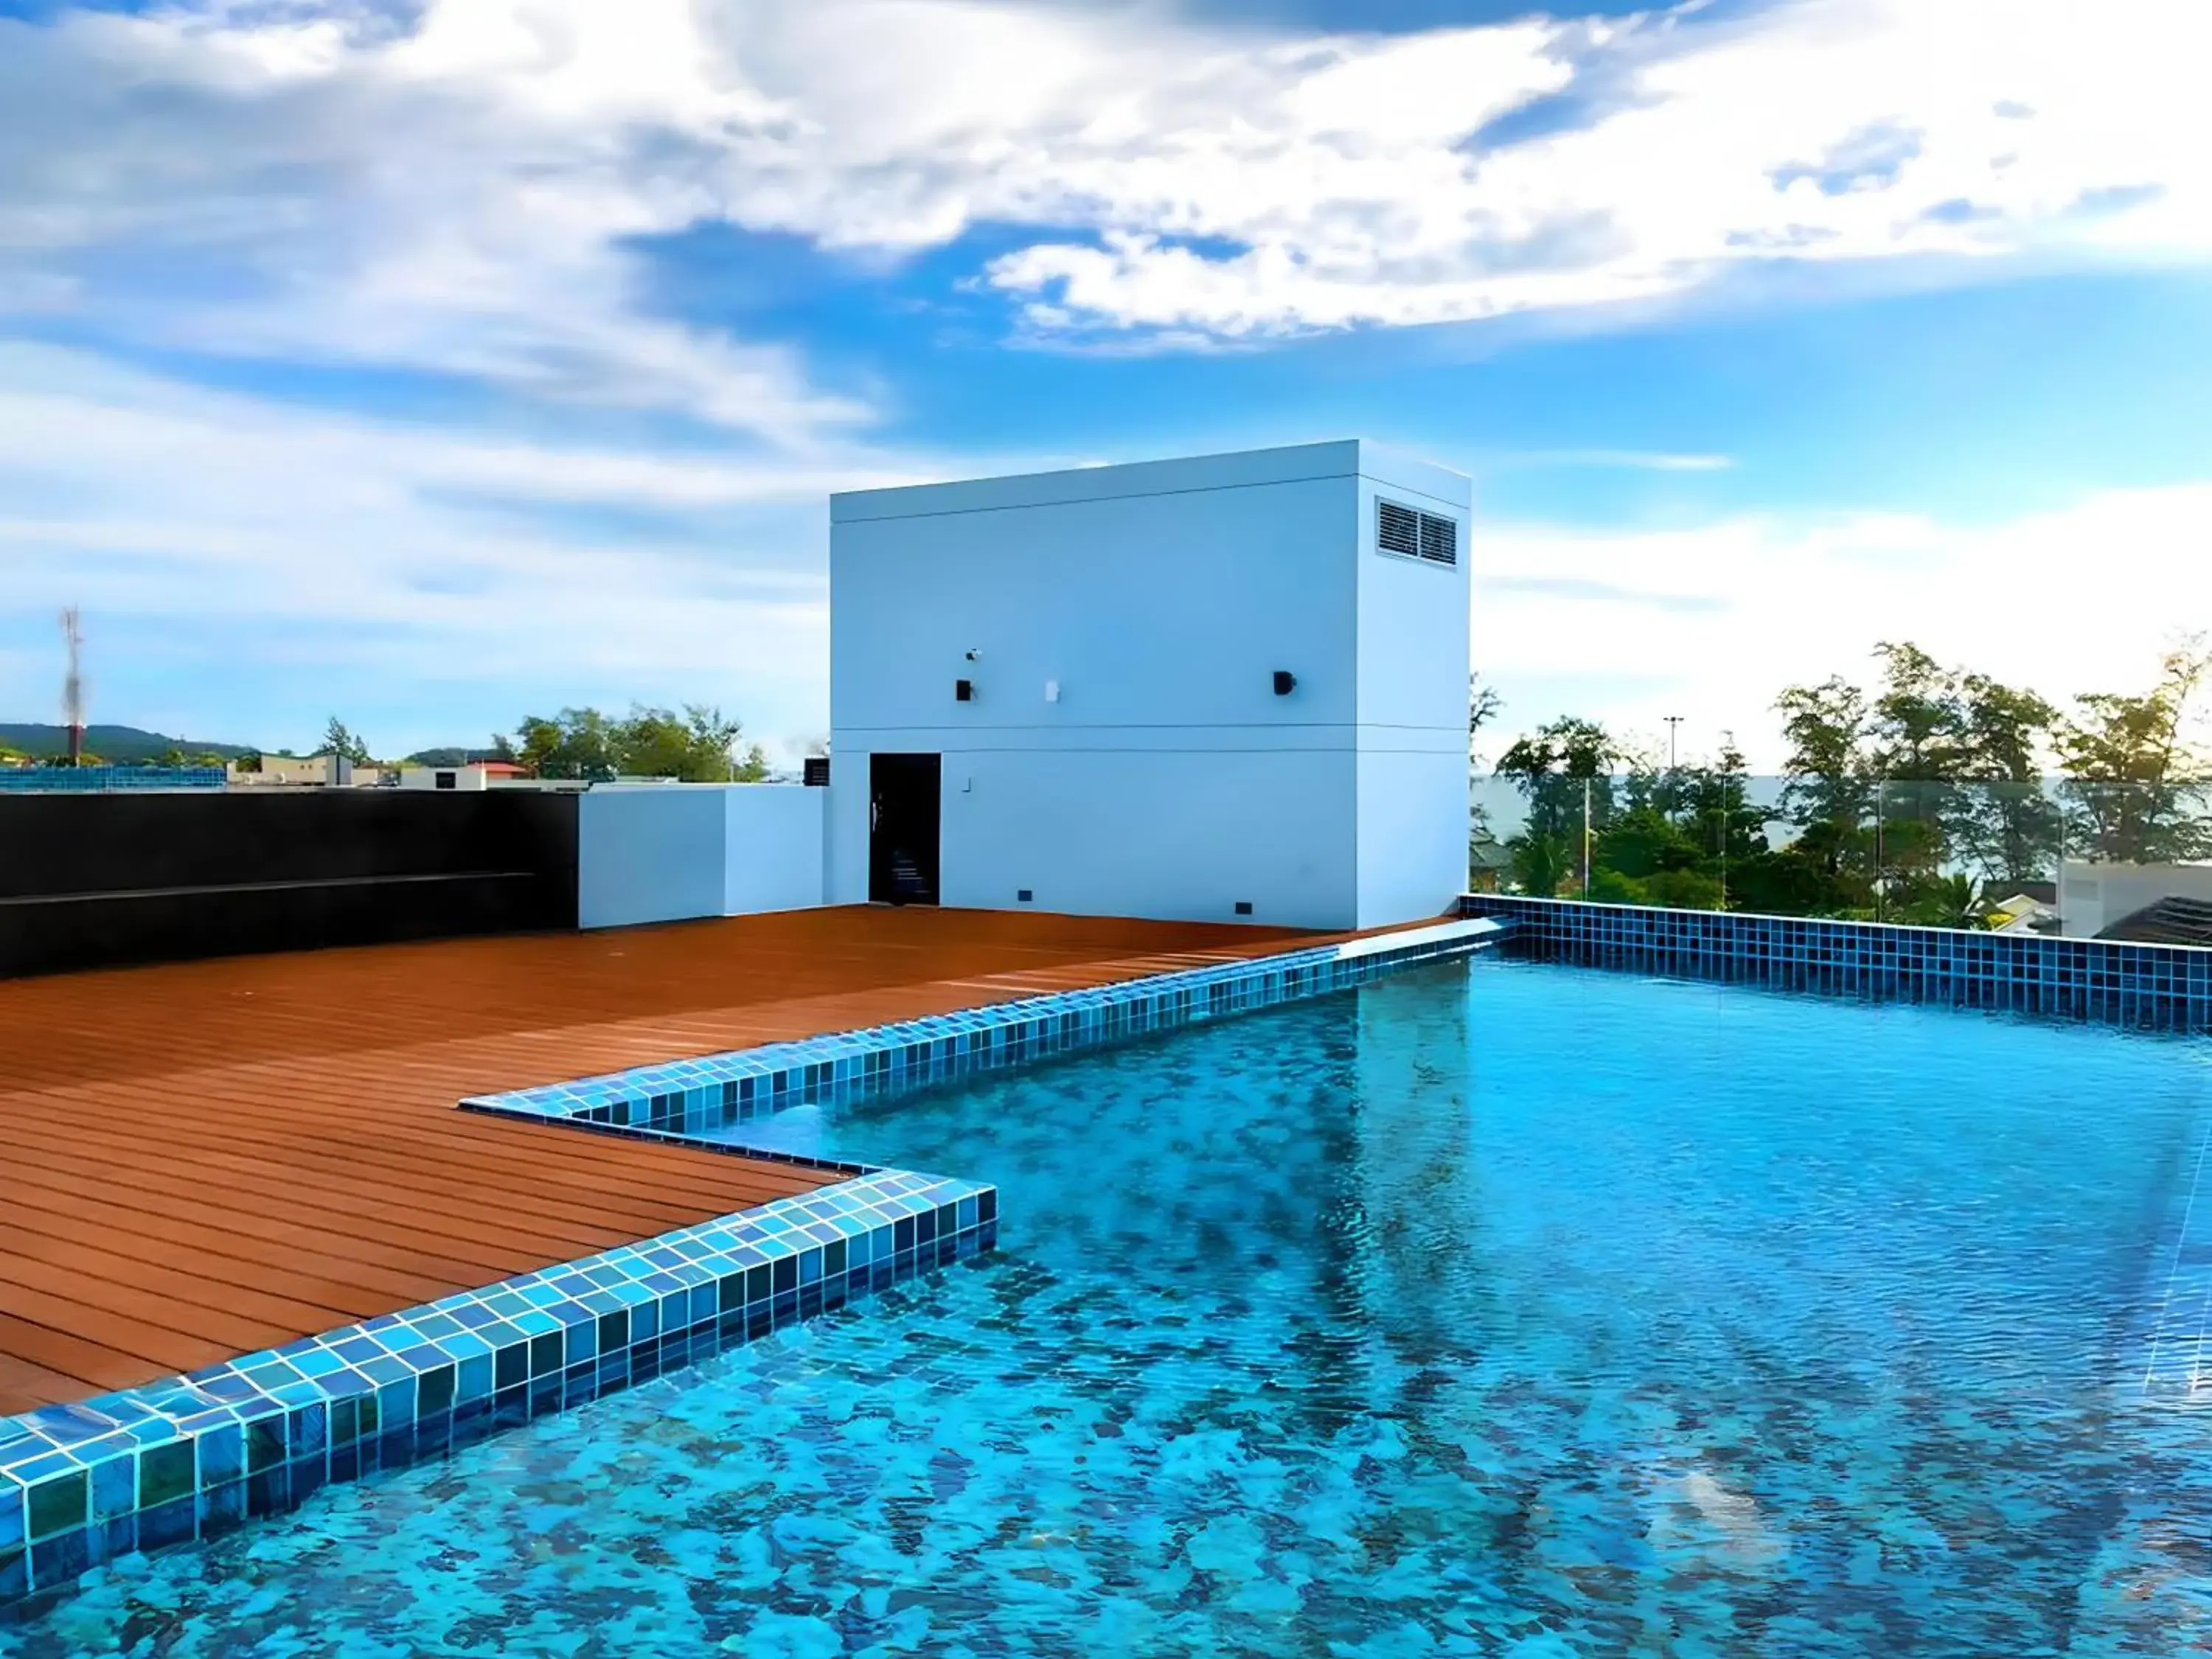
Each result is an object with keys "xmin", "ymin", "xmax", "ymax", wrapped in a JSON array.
[{"xmin": 0, "ymin": 907, "xmax": 1311, "ymax": 1415}]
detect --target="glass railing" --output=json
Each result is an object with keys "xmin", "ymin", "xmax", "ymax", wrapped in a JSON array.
[{"xmin": 1470, "ymin": 774, "xmax": 2212, "ymax": 942}]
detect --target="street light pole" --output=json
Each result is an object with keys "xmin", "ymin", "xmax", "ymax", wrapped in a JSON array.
[{"xmin": 1663, "ymin": 715, "xmax": 1683, "ymax": 771}]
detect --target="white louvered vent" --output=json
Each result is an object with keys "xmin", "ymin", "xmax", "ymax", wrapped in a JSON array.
[
  {"xmin": 1377, "ymin": 497, "xmax": 1458, "ymax": 568},
  {"xmin": 1377, "ymin": 498, "xmax": 1420, "ymax": 557},
  {"xmin": 1418, "ymin": 512, "xmax": 1456, "ymax": 566}
]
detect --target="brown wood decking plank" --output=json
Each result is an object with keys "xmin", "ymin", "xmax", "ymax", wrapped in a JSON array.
[
  {"xmin": 1, "ymin": 1141, "xmax": 604, "ymax": 1267},
  {"xmin": 1, "ymin": 1161, "xmax": 543, "ymax": 1286},
  {"xmin": 0, "ymin": 905, "xmax": 1329, "ymax": 1413},
  {"xmin": 0, "ymin": 1349, "xmax": 93, "ymax": 1413},
  {"xmin": 0, "ymin": 1310, "xmax": 209, "ymax": 1399},
  {"xmin": 1, "ymin": 1188, "xmax": 469, "ymax": 1310},
  {"xmin": 0, "ymin": 1265, "xmax": 304, "ymax": 1358},
  {"xmin": 0, "ymin": 1116, "xmax": 763, "ymax": 1244},
  {"xmin": 0, "ymin": 1219, "xmax": 364, "ymax": 1329}
]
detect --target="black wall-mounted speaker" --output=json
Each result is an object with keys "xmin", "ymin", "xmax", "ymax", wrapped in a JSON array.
[
  {"xmin": 955, "ymin": 679, "xmax": 974, "ymax": 702},
  {"xmin": 802, "ymin": 757, "xmax": 830, "ymax": 787},
  {"xmin": 1273, "ymin": 671, "xmax": 1296, "ymax": 696}
]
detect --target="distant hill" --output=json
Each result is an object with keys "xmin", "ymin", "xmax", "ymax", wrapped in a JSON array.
[{"xmin": 0, "ymin": 723, "xmax": 260, "ymax": 763}]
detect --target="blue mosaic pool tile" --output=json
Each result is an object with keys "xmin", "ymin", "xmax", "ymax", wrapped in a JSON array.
[
  {"xmin": 1462, "ymin": 895, "xmax": 2212, "ymax": 1032},
  {"xmin": 0, "ymin": 1169, "xmax": 993, "ymax": 1609},
  {"xmin": 462, "ymin": 917, "xmax": 1506, "ymax": 1141},
  {"xmin": 0, "ymin": 919, "xmax": 1505, "ymax": 1614}
]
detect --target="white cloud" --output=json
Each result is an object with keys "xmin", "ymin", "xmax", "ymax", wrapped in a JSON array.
[
  {"xmin": 962, "ymin": 0, "xmax": 2212, "ymax": 338},
  {"xmin": 1473, "ymin": 483, "xmax": 2212, "ymax": 768},
  {"xmin": 2, "ymin": 0, "xmax": 2208, "ymax": 751},
  {"xmin": 0, "ymin": 343, "xmax": 961, "ymax": 746},
  {"xmin": 1, "ymin": 0, "xmax": 2205, "ymax": 385}
]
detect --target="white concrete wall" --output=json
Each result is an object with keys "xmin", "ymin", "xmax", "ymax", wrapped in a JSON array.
[
  {"xmin": 828, "ymin": 439, "xmax": 1470, "ymax": 930},
  {"xmin": 723, "ymin": 785, "xmax": 827, "ymax": 916},
  {"xmin": 580, "ymin": 785, "xmax": 824, "ymax": 929},
  {"xmin": 928, "ymin": 748, "xmax": 1358, "ymax": 930},
  {"xmin": 1355, "ymin": 453, "xmax": 1472, "ymax": 927}
]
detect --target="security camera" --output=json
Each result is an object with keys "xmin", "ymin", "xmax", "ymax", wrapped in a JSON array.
[{"xmin": 964, "ymin": 648, "xmax": 982, "ymax": 661}]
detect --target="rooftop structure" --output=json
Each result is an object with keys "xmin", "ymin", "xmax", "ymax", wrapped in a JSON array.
[{"xmin": 829, "ymin": 440, "xmax": 1472, "ymax": 932}]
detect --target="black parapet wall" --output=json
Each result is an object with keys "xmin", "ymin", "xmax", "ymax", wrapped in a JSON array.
[{"xmin": 0, "ymin": 788, "xmax": 580, "ymax": 977}]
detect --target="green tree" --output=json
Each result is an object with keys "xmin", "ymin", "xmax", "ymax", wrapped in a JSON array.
[
  {"xmin": 321, "ymin": 717, "xmax": 372, "ymax": 765},
  {"xmin": 1685, "ymin": 738, "xmax": 1773, "ymax": 869},
  {"xmin": 613, "ymin": 705, "xmax": 767, "ymax": 782},
  {"xmin": 1867, "ymin": 642, "xmax": 1969, "ymax": 908},
  {"xmin": 1669, "ymin": 737, "xmax": 1775, "ymax": 910},
  {"xmin": 513, "ymin": 704, "xmax": 768, "ymax": 783},
  {"xmin": 515, "ymin": 708, "xmax": 618, "ymax": 780},
  {"xmin": 1468, "ymin": 672, "xmax": 1504, "ymax": 870},
  {"xmin": 2057, "ymin": 637, "xmax": 2212, "ymax": 863},
  {"xmin": 1467, "ymin": 673, "xmax": 1503, "ymax": 754},
  {"xmin": 1775, "ymin": 675, "xmax": 1873, "ymax": 899},
  {"xmin": 1952, "ymin": 672, "xmax": 2060, "ymax": 886},
  {"xmin": 1496, "ymin": 717, "xmax": 1622, "ymax": 897},
  {"xmin": 1895, "ymin": 872, "xmax": 1990, "ymax": 931},
  {"xmin": 1590, "ymin": 793, "xmax": 1724, "ymax": 909},
  {"xmin": 1770, "ymin": 675, "xmax": 1879, "ymax": 914},
  {"xmin": 1868, "ymin": 641, "xmax": 1968, "ymax": 779}
]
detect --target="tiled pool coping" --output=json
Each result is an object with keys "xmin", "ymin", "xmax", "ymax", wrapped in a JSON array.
[
  {"xmin": 1, "ymin": 914, "xmax": 1508, "ymax": 1612},
  {"xmin": 461, "ymin": 917, "xmax": 1509, "ymax": 1141},
  {"xmin": 1462, "ymin": 894, "xmax": 2212, "ymax": 1031},
  {"xmin": 0, "ymin": 1171, "xmax": 993, "ymax": 1613}
]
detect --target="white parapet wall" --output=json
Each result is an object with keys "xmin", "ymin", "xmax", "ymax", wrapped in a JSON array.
[{"xmin": 579, "ymin": 784, "xmax": 825, "ymax": 929}]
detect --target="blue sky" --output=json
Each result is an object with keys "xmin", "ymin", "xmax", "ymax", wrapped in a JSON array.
[{"xmin": 1, "ymin": 0, "xmax": 2207, "ymax": 768}]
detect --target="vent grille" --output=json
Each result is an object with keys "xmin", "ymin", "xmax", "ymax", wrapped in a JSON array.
[
  {"xmin": 1419, "ymin": 512, "xmax": 1456, "ymax": 566},
  {"xmin": 1377, "ymin": 499, "xmax": 1420, "ymax": 557},
  {"xmin": 1377, "ymin": 498, "xmax": 1459, "ymax": 568}
]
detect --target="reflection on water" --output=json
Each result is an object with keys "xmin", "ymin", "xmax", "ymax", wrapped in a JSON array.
[{"xmin": 17, "ymin": 959, "xmax": 2212, "ymax": 1656}]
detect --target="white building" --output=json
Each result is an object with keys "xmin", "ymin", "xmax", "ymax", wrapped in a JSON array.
[
  {"xmin": 397, "ymin": 763, "xmax": 487, "ymax": 791},
  {"xmin": 226, "ymin": 754, "xmax": 392, "ymax": 787},
  {"xmin": 825, "ymin": 440, "xmax": 1471, "ymax": 931},
  {"xmin": 2056, "ymin": 858, "xmax": 2212, "ymax": 939}
]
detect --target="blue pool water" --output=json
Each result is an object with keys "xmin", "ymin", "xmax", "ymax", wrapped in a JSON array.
[{"xmin": 13, "ymin": 959, "xmax": 2212, "ymax": 1656}]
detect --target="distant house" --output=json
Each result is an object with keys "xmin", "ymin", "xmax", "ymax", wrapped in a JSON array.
[
  {"xmin": 2098, "ymin": 896, "xmax": 2212, "ymax": 947},
  {"xmin": 1984, "ymin": 893, "xmax": 2061, "ymax": 935},
  {"xmin": 397, "ymin": 760, "xmax": 534, "ymax": 791},
  {"xmin": 226, "ymin": 754, "xmax": 393, "ymax": 787},
  {"xmin": 399, "ymin": 764, "xmax": 485, "ymax": 791},
  {"xmin": 1467, "ymin": 835, "xmax": 1513, "ymax": 894},
  {"xmin": 2056, "ymin": 858, "xmax": 2212, "ymax": 942}
]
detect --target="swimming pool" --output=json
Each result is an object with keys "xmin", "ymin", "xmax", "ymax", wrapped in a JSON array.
[{"xmin": 11, "ymin": 956, "xmax": 2212, "ymax": 1655}]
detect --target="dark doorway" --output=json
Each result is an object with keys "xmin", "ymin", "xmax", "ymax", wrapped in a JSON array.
[{"xmin": 869, "ymin": 753, "xmax": 942, "ymax": 905}]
